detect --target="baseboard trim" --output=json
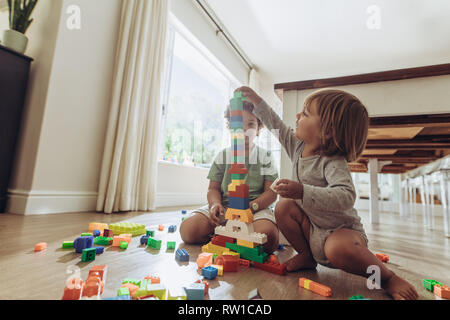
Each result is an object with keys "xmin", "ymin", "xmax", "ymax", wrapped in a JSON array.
[{"xmin": 5, "ymin": 189, "xmax": 206, "ymax": 215}]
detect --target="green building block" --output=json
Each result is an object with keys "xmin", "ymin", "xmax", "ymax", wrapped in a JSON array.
[
  {"xmin": 62, "ymin": 241, "xmax": 74, "ymax": 249},
  {"xmin": 225, "ymin": 242, "xmax": 268, "ymax": 263},
  {"xmin": 81, "ymin": 232, "xmax": 93, "ymax": 237},
  {"xmin": 167, "ymin": 241, "xmax": 176, "ymax": 250},
  {"xmin": 94, "ymin": 236, "xmax": 112, "ymax": 246},
  {"xmin": 81, "ymin": 248, "xmax": 96, "ymax": 262},
  {"xmin": 109, "ymin": 222, "xmax": 146, "ymax": 236},
  {"xmin": 120, "ymin": 241, "xmax": 128, "ymax": 249},
  {"xmin": 181, "ymin": 217, "xmax": 185, "ymax": 221},
  {"xmin": 231, "ymin": 174, "xmax": 246, "ymax": 180},
  {"xmin": 233, "ymin": 91, "xmax": 246, "ymax": 100},
  {"xmin": 212, "ymin": 253, "xmax": 218, "ymax": 263},
  {"xmin": 146, "ymin": 230, "xmax": 155, "ymax": 237},
  {"xmin": 423, "ymin": 279, "xmax": 442, "ymax": 292},
  {"xmin": 122, "ymin": 278, "xmax": 141, "ymax": 286},
  {"xmin": 147, "ymin": 237, "xmax": 161, "ymax": 250},
  {"xmin": 117, "ymin": 287, "xmax": 130, "ymax": 296},
  {"xmin": 230, "ymin": 98, "xmax": 243, "ymax": 111}
]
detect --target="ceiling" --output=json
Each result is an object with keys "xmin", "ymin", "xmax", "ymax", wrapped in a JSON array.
[{"xmin": 205, "ymin": 0, "xmax": 450, "ymax": 83}]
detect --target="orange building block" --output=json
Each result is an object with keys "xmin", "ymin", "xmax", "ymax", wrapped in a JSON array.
[
  {"xmin": 112, "ymin": 236, "xmax": 129, "ymax": 247},
  {"xmin": 144, "ymin": 275, "xmax": 160, "ymax": 284},
  {"xmin": 268, "ymin": 255, "xmax": 278, "ymax": 263},
  {"xmin": 299, "ymin": 278, "xmax": 332, "ymax": 297},
  {"xmin": 376, "ymin": 253, "xmax": 389, "ymax": 263},
  {"xmin": 434, "ymin": 284, "xmax": 450, "ymax": 299},
  {"xmin": 119, "ymin": 234, "xmax": 132, "ymax": 243},
  {"xmin": 121, "ymin": 283, "xmax": 139, "ymax": 299},
  {"xmin": 88, "ymin": 265, "xmax": 108, "ymax": 282},
  {"xmin": 197, "ymin": 252, "xmax": 213, "ymax": 269},
  {"xmin": 62, "ymin": 278, "xmax": 83, "ymax": 300},
  {"xmin": 158, "ymin": 225, "xmax": 164, "ymax": 231},
  {"xmin": 34, "ymin": 242, "xmax": 47, "ymax": 252},
  {"xmin": 82, "ymin": 276, "xmax": 104, "ymax": 298}
]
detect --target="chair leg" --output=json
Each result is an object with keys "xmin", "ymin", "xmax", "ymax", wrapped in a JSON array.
[{"xmin": 440, "ymin": 172, "xmax": 450, "ymax": 238}]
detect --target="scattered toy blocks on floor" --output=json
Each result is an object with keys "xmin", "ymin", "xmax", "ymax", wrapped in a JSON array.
[
  {"xmin": 89, "ymin": 265, "xmax": 108, "ymax": 282},
  {"xmin": 158, "ymin": 224, "xmax": 164, "ymax": 231},
  {"xmin": 184, "ymin": 283, "xmax": 205, "ymax": 300},
  {"xmin": 349, "ymin": 295, "xmax": 371, "ymax": 300},
  {"xmin": 81, "ymin": 232, "xmax": 93, "ymax": 237},
  {"xmin": 423, "ymin": 279, "xmax": 443, "ymax": 292},
  {"xmin": 88, "ymin": 222, "xmax": 109, "ymax": 233},
  {"xmin": 175, "ymin": 248, "xmax": 189, "ymax": 262},
  {"xmin": 210, "ymin": 264, "xmax": 223, "ymax": 275},
  {"xmin": 94, "ymin": 236, "xmax": 112, "ymax": 246},
  {"xmin": 93, "ymin": 230, "xmax": 101, "ymax": 237},
  {"xmin": 144, "ymin": 275, "xmax": 160, "ymax": 284},
  {"xmin": 140, "ymin": 235, "xmax": 149, "ymax": 245},
  {"xmin": 62, "ymin": 241, "xmax": 74, "ymax": 249},
  {"xmin": 433, "ymin": 284, "xmax": 450, "ymax": 299},
  {"xmin": 117, "ymin": 287, "xmax": 130, "ymax": 297},
  {"xmin": 95, "ymin": 246, "xmax": 104, "ymax": 254},
  {"xmin": 147, "ymin": 237, "xmax": 162, "ymax": 250},
  {"xmin": 375, "ymin": 253, "xmax": 389, "ymax": 263},
  {"xmin": 62, "ymin": 278, "xmax": 83, "ymax": 300},
  {"xmin": 201, "ymin": 266, "xmax": 218, "ymax": 280},
  {"xmin": 146, "ymin": 230, "xmax": 154, "ymax": 237},
  {"xmin": 74, "ymin": 236, "xmax": 94, "ymax": 253},
  {"xmin": 299, "ymin": 278, "xmax": 332, "ymax": 297},
  {"xmin": 195, "ymin": 280, "xmax": 209, "ymax": 295},
  {"xmin": 81, "ymin": 248, "xmax": 96, "ymax": 262},
  {"xmin": 120, "ymin": 241, "xmax": 128, "ymax": 249},
  {"xmin": 167, "ymin": 241, "xmax": 176, "ymax": 250},
  {"xmin": 112, "ymin": 236, "xmax": 129, "ymax": 247},
  {"xmin": 103, "ymin": 229, "xmax": 113, "ymax": 237},
  {"xmin": 108, "ymin": 222, "xmax": 146, "ymax": 236},
  {"xmin": 168, "ymin": 225, "xmax": 177, "ymax": 233},
  {"xmin": 197, "ymin": 252, "xmax": 213, "ymax": 269},
  {"xmin": 34, "ymin": 242, "xmax": 47, "ymax": 252}
]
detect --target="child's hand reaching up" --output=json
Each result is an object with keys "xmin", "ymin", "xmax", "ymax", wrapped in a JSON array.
[
  {"xmin": 235, "ymin": 86, "xmax": 263, "ymax": 107},
  {"xmin": 272, "ymin": 179, "xmax": 304, "ymax": 199}
]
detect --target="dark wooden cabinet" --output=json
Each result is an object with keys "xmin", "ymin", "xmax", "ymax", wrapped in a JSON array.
[{"xmin": 0, "ymin": 44, "xmax": 33, "ymax": 213}]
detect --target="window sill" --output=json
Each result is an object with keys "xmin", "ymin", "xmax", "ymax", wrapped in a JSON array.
[{"xmin": 158, "ymin": 160, "xmax": 210, "ymax": 171}]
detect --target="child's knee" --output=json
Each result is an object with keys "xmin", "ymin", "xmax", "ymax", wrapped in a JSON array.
[{"xmin": 274, "ymin": 199, "xmax": 302, "ymax": 222}]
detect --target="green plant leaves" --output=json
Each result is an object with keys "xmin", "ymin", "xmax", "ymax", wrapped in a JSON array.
[{"xmin": 7, "ymin": 0, "xmax": 38, "ymax": 34}]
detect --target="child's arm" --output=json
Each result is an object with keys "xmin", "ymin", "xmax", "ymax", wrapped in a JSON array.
[
  {"xmin": 207, "ymin": 181, "xmax": 225, "ymax": 225},
  {"xmin": 250, "ymin": 180, "xmax": 277, "ymax": 213},
  {"xmin": 236, "ymin": 87, "xmax": 302, "ymax": 161}
]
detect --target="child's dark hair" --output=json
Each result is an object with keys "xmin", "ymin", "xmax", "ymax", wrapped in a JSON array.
[
  {"xmin": 304, "ymin": 89, "xmax": 369, "ymax": 162},
  {"xmin": 224, "ymin": 101, "xmax": 263, "ymax": 129}
]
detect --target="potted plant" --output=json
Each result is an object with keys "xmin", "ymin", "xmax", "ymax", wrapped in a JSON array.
[{"xmin": 2, "ymin": 0, "xmax": 38, "ymax": 54}]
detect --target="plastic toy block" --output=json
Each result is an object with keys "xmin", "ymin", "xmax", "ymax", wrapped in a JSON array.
[
  {"xmin": 175, "ymin": 248, "xmax": 189, "ymax": 261},
  {"xmin": 34, "ymin": 242, "xmax": 47, "ymax": 252},
  {"xmin": 140, "ymin": 235, "xmax": 149, "ymax": 245},
  {"xmin": 88, "ymin": 222, "xmax": 108, "ymax": 233},
  {"xmin": 94, "ymin": 236, "xmax": 112, "ymax": 246},
  {"xmin": 237, "ymin": 239, "xmax": 255, "ymax": 248},
  {"xmin": 122, "ymin": 279, "xmax": 141, "ymax": 288},
  {"xmin": 210, "ymin": 264, "xmax": 223, "ymax": 276},
  {"xmin": 81, "ymin": 248, "xmax": 96, "ymax": 262},
  {"xmin": 74, "ymin": 236, "xmax": 94, "ymax": 253},
  {"xmin": 228, "ymin": 185, "xmax": 250, "ymax": 198},
  {"xmin": 103, "ymin": 295, "xmax": 132, "ymax": 300},
  {"xmin": 268, "ymin": 255, "xmax": 278, "ymax": 263},
  {"xmin": 215, "ymin": 255, "xmax": 239, "ymax": 272},
  {"xmin": 230, "ymin": 115, "xmax": 244, "ymax": 123},
  {"xmin": 143, "ymin": 275, "xmax": 160, "ymax": 284},
  {"xmin": 168, "ymin": 225, "xmax": 177, "ymax": 233},
  {"xmin": 184, "ymin": 283, "xmax": 205, "ymax": 300},
  {"xmin": 231, "ymin": 174, "xmax": 245, "ymax": 181},
  {"xmin": 158, "ymin": 224, "xmax": 164, "ymax": 231},
  {"xmin": 228, "ymin": 163, "xmax": 248, "ymax": 174},
  {"xmin": 228, "ymin": 197, "xmax": 250, "ymax": 210},
  {"xmin": 349, "ymin": 295, "xmax": 371, "ymax": 300},
  {"xmin": 433, "ymin": 284, "xmax": 450, "ymax": 299},
  {"xmin": 93, "ymin": 230, "xmax": 101, "ymax": 237},
  {"xmin": 89, "ymin": 265, "xmax": 108, "ymax": 282},
  {"xmin": 181, "ymin": 210, "xmax": 187, "ymax": 214},
  {"xmin": 120, "ymin": 241, "xmax": 128, "ymax": 249},
  {"xmin": 376, "ymin": 253, "xmax": 389, "ymax": 263},
  {"xmin": 108, "ymin": 222, "xmax": 146, "ymax": 236},
  {"xmin": 167, "ymin": 287, "xmax": 187, "ymax": 300},
  {"xmin": 201, "ymin": 242, "xmax": 231, "ymax": 256},
  {"xmin": 194, "ymin": 280, "xmax": 210, "ymax": 295},
  {"xmin": 215, "ymin": 223, "xmax": 267, "ymax": 245},
  {"xmin": 202, "ymin": 266, "xmax": 218, "ymax": 280},
  {"xmin": 299, "ymin": 278, "xmax": 332, "ymax": 297},
  {"xmin": 112, "ymin": 236, "xmax": 129, "ymax": 247},
  {"xmin": 239, "ymin": 259, "xmax": 250, "ymax": 268},
  {"xmin": 248, "ymin": 288, "xmax": 263, "ymax": 300},
  {"xmin": 211, "ymin": 235, "xmax": 235, "ymax": 247},
  {"xmin": 181, "ymin": 217, "xmax": 185, "ymax": 221},
  {"xmin": 222, "ymin": 251, "xmax": 240, "ymax": 259},
  {"xmin": 423, "ymin": 279, "xmax": 443, "ymax": 292},
  {"xmin": 230, "ymin": 109, "xmax": 243, "ymax": 117},
  {"xmin": 62, "ymin": 278, "xmax": 83, "ymax": 300},
  {"xmin": 147, "ymin": 237, "xmax": 162, "ymax": 250},
  {"xmin": 95, "ymin": 246, "xmax": 104, "ymax": 254},
  {"xmin": 225, "ymin": 242, "xmax": 268, "ymax": 263},
  {"xmin": 136, "ymin": 283, "xmax": 166, "ymax": 300},
  {"xmin": 167, "ymin": 241, "xmax": 176, "ymax": 250},
  {"xmin": 103, "ymin": 229, "xmax": 113, "ymax": 237},
  {"xmin": 230, "ymin": 99, "xmax": 243, "ymax": 111},
  {"xmin": 197, "ymin": 252, "xmax": 213, "ymax": 269},
  {"xmin": 81, "ymin": 233, "xmax": 93, "ymax": 237},
  {"xmin": 62, "ymin": 241, "xmax": 74, "ymax": 249},
  {"xmin": 82, "ymin": 276, "xmax": 104, "ymax": 298},
  {"xmin": 119, "ymin": 234, "xmax": 132, "ymax": 243},
  {"xmin": 278, "ymin": 244, "xmax": 284, "ymax": 250},
  {"xmin": 233, "ymin": 91, "xmax": 246, "ymax": 100},
  {"xmin": 252, "ymin": 260, "xmax": 287, "ymax": 276},
  {"xmin": 146, "ymin": 230, "xmax": 154, "ymax": 237},
  {"xmin": 224, "ymin": 208, "xmax": 253, "ymax": 223},
  {"xmin": 117, "ymin": 287, "xmax": 130, "ymax": 297}
]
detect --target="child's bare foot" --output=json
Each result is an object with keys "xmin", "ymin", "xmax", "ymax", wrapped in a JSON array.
[
  {"xmin": 285, "ymin": 253, "xmax": 317, "ymax": 272},
  {"xmin": 382, "ymin": 274, "xmax": 419, "ymax": 300}
]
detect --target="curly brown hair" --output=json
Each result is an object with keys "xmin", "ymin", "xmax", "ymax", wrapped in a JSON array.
[
  {"xmin": 304, "ymin": 89, "xmax": 369, "ymax": 162},
  {"xmin": 224, "ymin": 101, "xmax": 263, "ymax": 129}
]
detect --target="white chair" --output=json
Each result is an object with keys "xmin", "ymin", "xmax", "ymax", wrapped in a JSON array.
[{"xmin": 437, "ymin": 168, "xmax": 450, "ymax": 238}]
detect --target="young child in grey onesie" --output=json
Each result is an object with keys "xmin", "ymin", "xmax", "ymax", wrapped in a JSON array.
[{"xmin": 236, "ymin": 86, "xmax": 418, "ymax": 300}]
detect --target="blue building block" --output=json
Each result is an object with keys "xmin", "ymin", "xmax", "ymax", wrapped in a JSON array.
[
  {"xmin": 230, "ymin": 115, "xmax": 243, "ymax": 123},
  {"xmin": 233, "ymin": 143, "xmax": 244, "ymax": 151},
  {"xmin": 140, "ymin": 235, "xmax": 149, "ymax": 245},
  {"xmin": 175, "ymin": 248, "xmax": 189, "ymax": 262},
  {"xmin": 181, "ymin": 210, "xmax": 187, "ymax": 214},
  {"xmin": 74, "ymin": 236, "xmax": 94, "ymax": 253},
  {"xmin": 168, "ymin": 225, "xmax": 177, "ymax": 233},
  {"xmin": 93, "ymin": 229, "xmax": 100, "ymax": 237},
  {"xmin": 230, "ymin": 121, "xmax": 244, "ymax": 129},
  {"xmin": 95, "ymin": 246, "xmax": 104, "ymax": 254},
  {"xmin": 201, "ymin": 266, "xmax": 218, "ymax": 280},
  {"xmin": 228, "ymin": 196, "xmax": 249, "ymax": 210},
  {"xmin": 278, "ymin": 244, "xmax": 285, "ymax": 251},
  {"xmin": 184, "ymin": 283, "xmax": 205, "ymax": 300}
]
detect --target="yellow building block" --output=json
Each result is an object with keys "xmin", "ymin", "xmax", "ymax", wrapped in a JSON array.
[
  {"xmin": 202, "ymin": 242, "xmax": 231, "ymax": 256},
  {"xmin": 167, "ymin": 287, "xmax": 187, "ymax": 300},
  {"xmin": 225, "ymin": 208, "xmax": 254, "ymax": 223},
  {"xmin": 222, "ymin": 251, "xmax": 240, "ymax": 259},
  {"xmin": 210, "ymin": 264, "xmax": 223, "ymax": 276},
  {"xmin": 237, "ymin": 239, "xmax": 255, "ymax": 248}
]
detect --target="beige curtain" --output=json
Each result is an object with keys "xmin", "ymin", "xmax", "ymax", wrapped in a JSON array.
[{"xmin": 96, "ymin": 0, "xmax": 169, "ymax": 213}]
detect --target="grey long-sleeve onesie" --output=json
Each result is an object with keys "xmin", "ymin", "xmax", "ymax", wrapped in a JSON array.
[{"xmin": 253, "ymin": 99, "xmax": 368, "ymax": 267}]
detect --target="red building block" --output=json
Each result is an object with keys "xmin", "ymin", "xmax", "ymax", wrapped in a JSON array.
[
  {"xmin": 82, "ymin": 276, "xmax": 104, "ymax": 298},
  {"xmin": 376, "ymin": 253, "xmax": 389, "ymax": 263},
  {"xmin": 230, "ymin": 110, "xmax": 243, "ymax": 117},
  {"xmin": 252, "ymin": 260, "xmax": 287, "ymax": 276},
  {"xmin": 434, "ymin": 284, "xmax": 450, "ymax": 299},
  {"xmin": 103, "ymin": 229, "xmax": 113, "ymax": 237},
  {"xmin": 239, "ymin": 259, "xmax": 250, "ymax": 268},
  {"xmin": 62, "ymin": 278, "xmax": 83, "ymax": 300},
  {"xmin": 34, "ymin": 242, "xmax": 47, "ymax": 252},
  {"xmin": 228, "ymin": 184, "xmax": 250, "ymax": 198},
  {"xmin": 215, "ymin": 254, "xmax": 239, "ymax": 272},
  {"xmin": 88, "ymin": 265, "xmax": 108, "ymax": 282},
  {"xmin": 211, "ymin": 235, "xmax": 236, "ymax": 247},
  {"xmin": 228, "ymin": 164, "xmax": 248, "ymax": 175}
]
